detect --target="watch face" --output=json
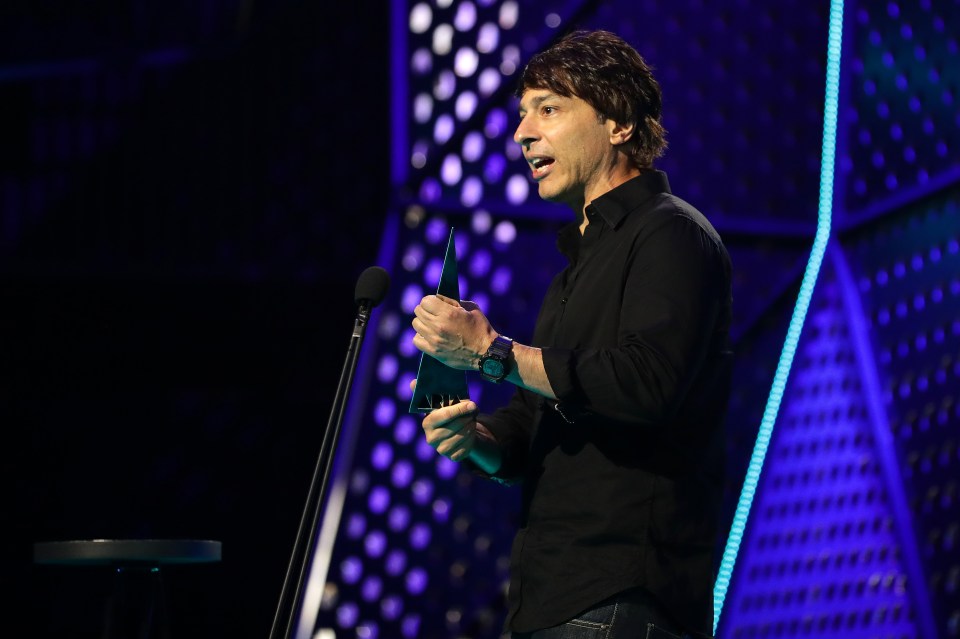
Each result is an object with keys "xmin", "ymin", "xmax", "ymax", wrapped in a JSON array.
[{"xmin": 481, "ymin": 358, "xmax": 505, "ymax": 378}]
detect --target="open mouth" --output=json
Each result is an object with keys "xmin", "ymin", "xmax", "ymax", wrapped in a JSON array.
[{"xmin": 529, "ymin": 156, "xmax": 555, "ymax": 179}]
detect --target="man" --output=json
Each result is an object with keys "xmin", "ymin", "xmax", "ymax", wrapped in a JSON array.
[{"xmin": 412, "ymin": 30, "xmax": 731, "ymax": 639}]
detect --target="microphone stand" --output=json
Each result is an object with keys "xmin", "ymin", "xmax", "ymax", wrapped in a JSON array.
[{"xmin": 269, "ymin": 299, "xmax": 376, "ymax": 639}]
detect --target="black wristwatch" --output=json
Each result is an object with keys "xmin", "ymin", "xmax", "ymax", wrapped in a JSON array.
[{"xmin": 478, "ymin": 335, "xmax": 514, "ymax": 383}]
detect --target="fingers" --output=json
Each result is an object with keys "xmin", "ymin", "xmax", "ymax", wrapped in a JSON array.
[
  {"xmin": 434, "ymin": 294, "xmax": 462, "ymax": 308},
  {"xmin": 421, "ymin": 400, "xmax": 478, "ymax": 462}
]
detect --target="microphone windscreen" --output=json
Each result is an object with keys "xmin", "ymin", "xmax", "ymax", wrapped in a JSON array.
[{"xmin": 354, "ymin": 266, "xmax": 391, "ymax": 308}]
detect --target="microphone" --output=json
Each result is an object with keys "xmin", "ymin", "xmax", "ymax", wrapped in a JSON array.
[
  {"xmin": 354, "ymin": 266, "xmax": 390, "ymax": 309},
  {"xmin": 271, "ymin": 264, "xmax": 392, "ymax": 639}
]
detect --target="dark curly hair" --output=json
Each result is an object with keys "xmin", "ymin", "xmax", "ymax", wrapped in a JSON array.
[{"xmin": 516, "ymin": 30, "xmax": 668, "ymax": 168}]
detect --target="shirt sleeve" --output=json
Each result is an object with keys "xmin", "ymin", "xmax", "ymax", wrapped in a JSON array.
[
  {"xmin": 541, "ymin": 211, "xmax": 730, "ymax": 426},
  {"xmin": 471, "ymin": 386, "xmax": 538, "ymax": 481}
]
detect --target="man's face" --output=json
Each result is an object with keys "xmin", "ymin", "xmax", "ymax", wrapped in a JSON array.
[{"xmin": 514, "ymin": 88, "xmax": 618, "ymax": 209}]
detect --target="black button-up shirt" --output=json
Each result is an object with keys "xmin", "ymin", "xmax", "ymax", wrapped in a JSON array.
[{"xmin": 481, "ymin": 170, "xmax": 733, "ymax": 635}]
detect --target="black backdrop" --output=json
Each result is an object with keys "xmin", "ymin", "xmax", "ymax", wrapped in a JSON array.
[{"xmin": 3, "ymin": 3, "xmax": 390, "ymax": 637}]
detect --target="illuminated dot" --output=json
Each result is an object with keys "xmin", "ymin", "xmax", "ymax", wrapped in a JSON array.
[
  {"xmin": 397, "ymin": 372, "xmax": 415, "ymax": 399},
  {"xmin": 410, "ymin": 140, "xmax": 428, "ymax": 170},
  {"xmin": 494, "ymin": 220, "xmax": 517, "ymax": 244},
  {"xmin": 505, "ymin": 139, "xmax": 522, "ymax": 160},
  {"xmin": 414, "ymin": 93, "xmax": 433, "ymax": 123},
  {"xmin": 471, "ymin": 293, "xmax": 489, "ymax": 315},
  {"xmin": 441, "ymin": 154, "xmax": 462, "ymax": 185},
  {"xmin": 401, "ymin": 614, "xmax": 421, "ymax": 638},
  {"xmin": 506, "ymin": 174, "xmax": 529, "ymax": 203},
  {"xmin": 357, "ymin": 623, "xmax": 378, "ymax": 639},
  {"xmin": 455, "ymin": 47, "xmax": 479, "ymax": 77},
  {"xmin": 434, "ymin": 113, "xmax": 454, "ymax": 143},
  {"xmin": 377, "ymin": 311, "xmax": 401, "ymax": 340},
  {"xmin": 388, "ymin": 505, "xmax": 411, "ymax": 531},
  {"xmin": 365, "ymin": 529, "xmax": 387, "ymax": 557},
  {"xmin": 499, "ymin": 1, "xmax": 519, "ymax": 29},
  {"xmin": 456, "ymin": 91, "xmax": 478, "ymax": 120},
  {"xmin": 426, "ymin": 218, "xmax": 448, "ymax": 243},
  {"xmin": 410, "ymin": 522, "xmax": 432, "ymax": 549},
  {"xmin": 472, "ymin": 210, "xmax": 492, "ymax": 234},
  {"xmin": 436, "ymin": 0, "xmax": 452, "ymax": 7},
  {"xmin": 410, "ymin": 48, "xmax": 432, "ymax": 75},
  {"xmin": 491, "ymin": 265, "xmax": 513, "ymax": 293},
  {"xmin": 402, "ymin": 244, "xmax": 424, "ymax": 271},
  {"xmin": 434, "ymin": 70, "xmax": 456, "ymax": 102},
  {"xmin": 409, "ymin": 3, "xmax": 432, "ymax": 33},
  {"xmin": 393, "ymin": 415, "xmax": 420, "ymax": 444},
  {"xmin": 378, "ymin": 354, "xmax": 399, "ymax": 382},
  {"xmin": 454, "ymin": 2, "xmax": 477, "ymax": 31},
  {"xmin": 545, "ymin": 12, "xmax": 561, "ymax": 28},
  {"xmin": 341, "ymin": 557, "xmax": 363, "ymax": 584},
  {"xmin": 485, "ymin": 108, "xmax": 507, "ymax": 138},
  {"xmin": 415, "ymin": 437, "xmax": 434, "ymax": 461},
  {"xmin": 385, "ymin": 549, "xmax": 407, "ymax": 576},
  {"xmin": 362, "ymin": 576, "xmax": 383, "ymax": 602},
  {"xmin": 478, "ymin": 67, "xmax": 501, "ymax": 96},
  {"xmin": 374, "ymin": 398, "xmax": 396, "ymax": 426},
  {"xmin": 484, "ymin": 154, "xmax": 506, "ymax": 182},
  {"xmin": 346, "ymin": 513, "xmax": 366, "ymax": 539},
  {"xmin": 463, "ymin": 131, "xmax": 485, "ymax": 161},
  {"xmin": 350, "ymin": 469, "xmax": 369, "ymax": 494},
  {"xmin": 477, "ymin": 23, "xmax": 499, "ymax": 53},
  {"xmin": 433, "ymin": 499, "xmax": 451, "ymax": 522},
  {"xmin": 425, "ymin": 257, "xmax": 443, "ymax": 286},
  {"xmin": 405, "ymin": 567, "xmax": 428, "ymax": 595},
  {"xmin": 501, "ymin": 44, "xmax": 520, "ymax": 75},
  {"xmin": 337, "ymin": 602, "xmax": 359, "ymax": 628},
  {"xmin": 391, "ymin": 459, "xmax": 415, "ymax": 488},
  {"xmin": 412, "ymin": 478, "xmax": 434, "ymax": 504},
  {"xmin": 433, "ymin": 24, "xmax": 454, "ymax": 55},
  {"xmin": 399, "ymin": 328, "xmax": 418, "ymax": 357},
  {"xmin": 371, "ymin": 442, "xmax": 393, "ymax": 470},
  {"xmin": 400, "ymin": 284, "xmax": 423, "ymax": 315},
  {"xmin": 368, "ymin": 486, "xmax": 390, "ymax": 514},
  {"xmin": 461, "ymin": 177, "xmax": 483, "ymax": 207},
  {"xmin": 437, "ymin": 455, "xmax": 459, "ymax": 479},
  {"xmin": 470, "ymin": 249, "xmax": 492, "ymax": 277},
  {"xmin": 381, "ymin": 596, "xmax": 403, "ymax": 620}
]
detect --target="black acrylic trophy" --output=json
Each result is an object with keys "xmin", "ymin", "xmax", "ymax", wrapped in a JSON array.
[{"xmin": 409, "ymin": 228, "xmax": 469, "ymax": 413}]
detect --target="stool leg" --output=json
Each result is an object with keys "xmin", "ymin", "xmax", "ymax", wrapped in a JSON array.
[{"xmin": 102, "ymin": 565, "xmax": 171, "ymax": 639}]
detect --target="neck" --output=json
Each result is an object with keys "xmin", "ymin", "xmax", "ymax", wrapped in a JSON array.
[{"xmin": 575, "ymin": 164, "xmax": 644, "ymax": 234}]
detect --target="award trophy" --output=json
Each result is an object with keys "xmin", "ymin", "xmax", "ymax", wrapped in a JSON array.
[{"xmin": 409, "ymin": 228, "xmax": 470, "ymax": 413}]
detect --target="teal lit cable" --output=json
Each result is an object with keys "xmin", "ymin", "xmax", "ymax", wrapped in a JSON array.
[{"xmin": 712, "ymin": 1, "xmax": 845, "ymax": 633}]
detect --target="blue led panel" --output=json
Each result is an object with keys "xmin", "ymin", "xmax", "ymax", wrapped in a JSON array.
[
  {"xmin": 842, "ymin": 0, "xmax": 960, "ymax": 217},
  {"xmin": 718, "ymin": 261, "xmax": 919, "ymax": 638}
]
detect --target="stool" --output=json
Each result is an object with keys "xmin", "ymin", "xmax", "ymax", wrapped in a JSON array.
[{"xmin": 34, "ymin": 539, "xmax": 221, "ymax": 639}]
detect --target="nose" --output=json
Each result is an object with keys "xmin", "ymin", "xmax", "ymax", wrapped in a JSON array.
[{"xmin": 514, "ymin": 117, "xmax": 537, "ymax": 148}]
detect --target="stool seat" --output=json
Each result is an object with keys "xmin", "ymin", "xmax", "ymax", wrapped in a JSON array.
[
  {"xmin": 34, "ymin": 539, "xmax": 221, "ymax": 638},
  {"xmin": 34, "ymin": 539, "xmax": 222, "ymax": 566}
]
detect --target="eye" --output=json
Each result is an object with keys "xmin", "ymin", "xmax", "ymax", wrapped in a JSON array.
[{"xmin": 541, "ymin": 106, "xmax": 556, "ymax": 115}]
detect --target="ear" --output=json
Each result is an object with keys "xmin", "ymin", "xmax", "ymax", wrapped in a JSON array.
[{"xmin": 606, "ymin": 119, "xmax": 635, "ymax": 146}]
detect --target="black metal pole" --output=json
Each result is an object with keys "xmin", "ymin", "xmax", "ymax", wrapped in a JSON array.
[{"xmin": 269, "ymin": 301, "xmax": 375, "ymax": 639}]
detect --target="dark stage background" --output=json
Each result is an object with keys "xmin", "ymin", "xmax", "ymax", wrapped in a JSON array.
[
  {"xmin": 3, "ymin": 3, "xmax": 390, "ymax": 637},
  {"xmin": 5, "ymin": 2, "xmax": 960, "ymax": 639}
]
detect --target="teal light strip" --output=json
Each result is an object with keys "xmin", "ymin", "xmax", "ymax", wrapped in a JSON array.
[{"xmin": 712, "ymin": 1, "xmax": 845, "ymax": 634}]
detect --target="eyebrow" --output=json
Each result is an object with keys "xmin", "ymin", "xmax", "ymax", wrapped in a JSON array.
[{"xmin": 519, "ymin": 92, "xmax": 562, "ymax": 114}]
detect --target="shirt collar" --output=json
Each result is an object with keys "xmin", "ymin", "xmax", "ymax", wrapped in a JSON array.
[
  {"xmin": 556, "ymin": 170, "xmax": 672, "ymax": 261},
  {"xmin": 587, "ymin": 169, "xmax": 671, "ymax": 229}
]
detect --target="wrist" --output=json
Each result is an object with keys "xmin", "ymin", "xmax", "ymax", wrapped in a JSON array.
[{"xmin": 478, "ymin": 335, "xmax": 514, "ymax": 383}]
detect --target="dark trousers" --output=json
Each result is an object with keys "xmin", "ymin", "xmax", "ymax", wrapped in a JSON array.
[{"xmin": 511, "ymin": 588, "xmax": 687, "ymax": 639}]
